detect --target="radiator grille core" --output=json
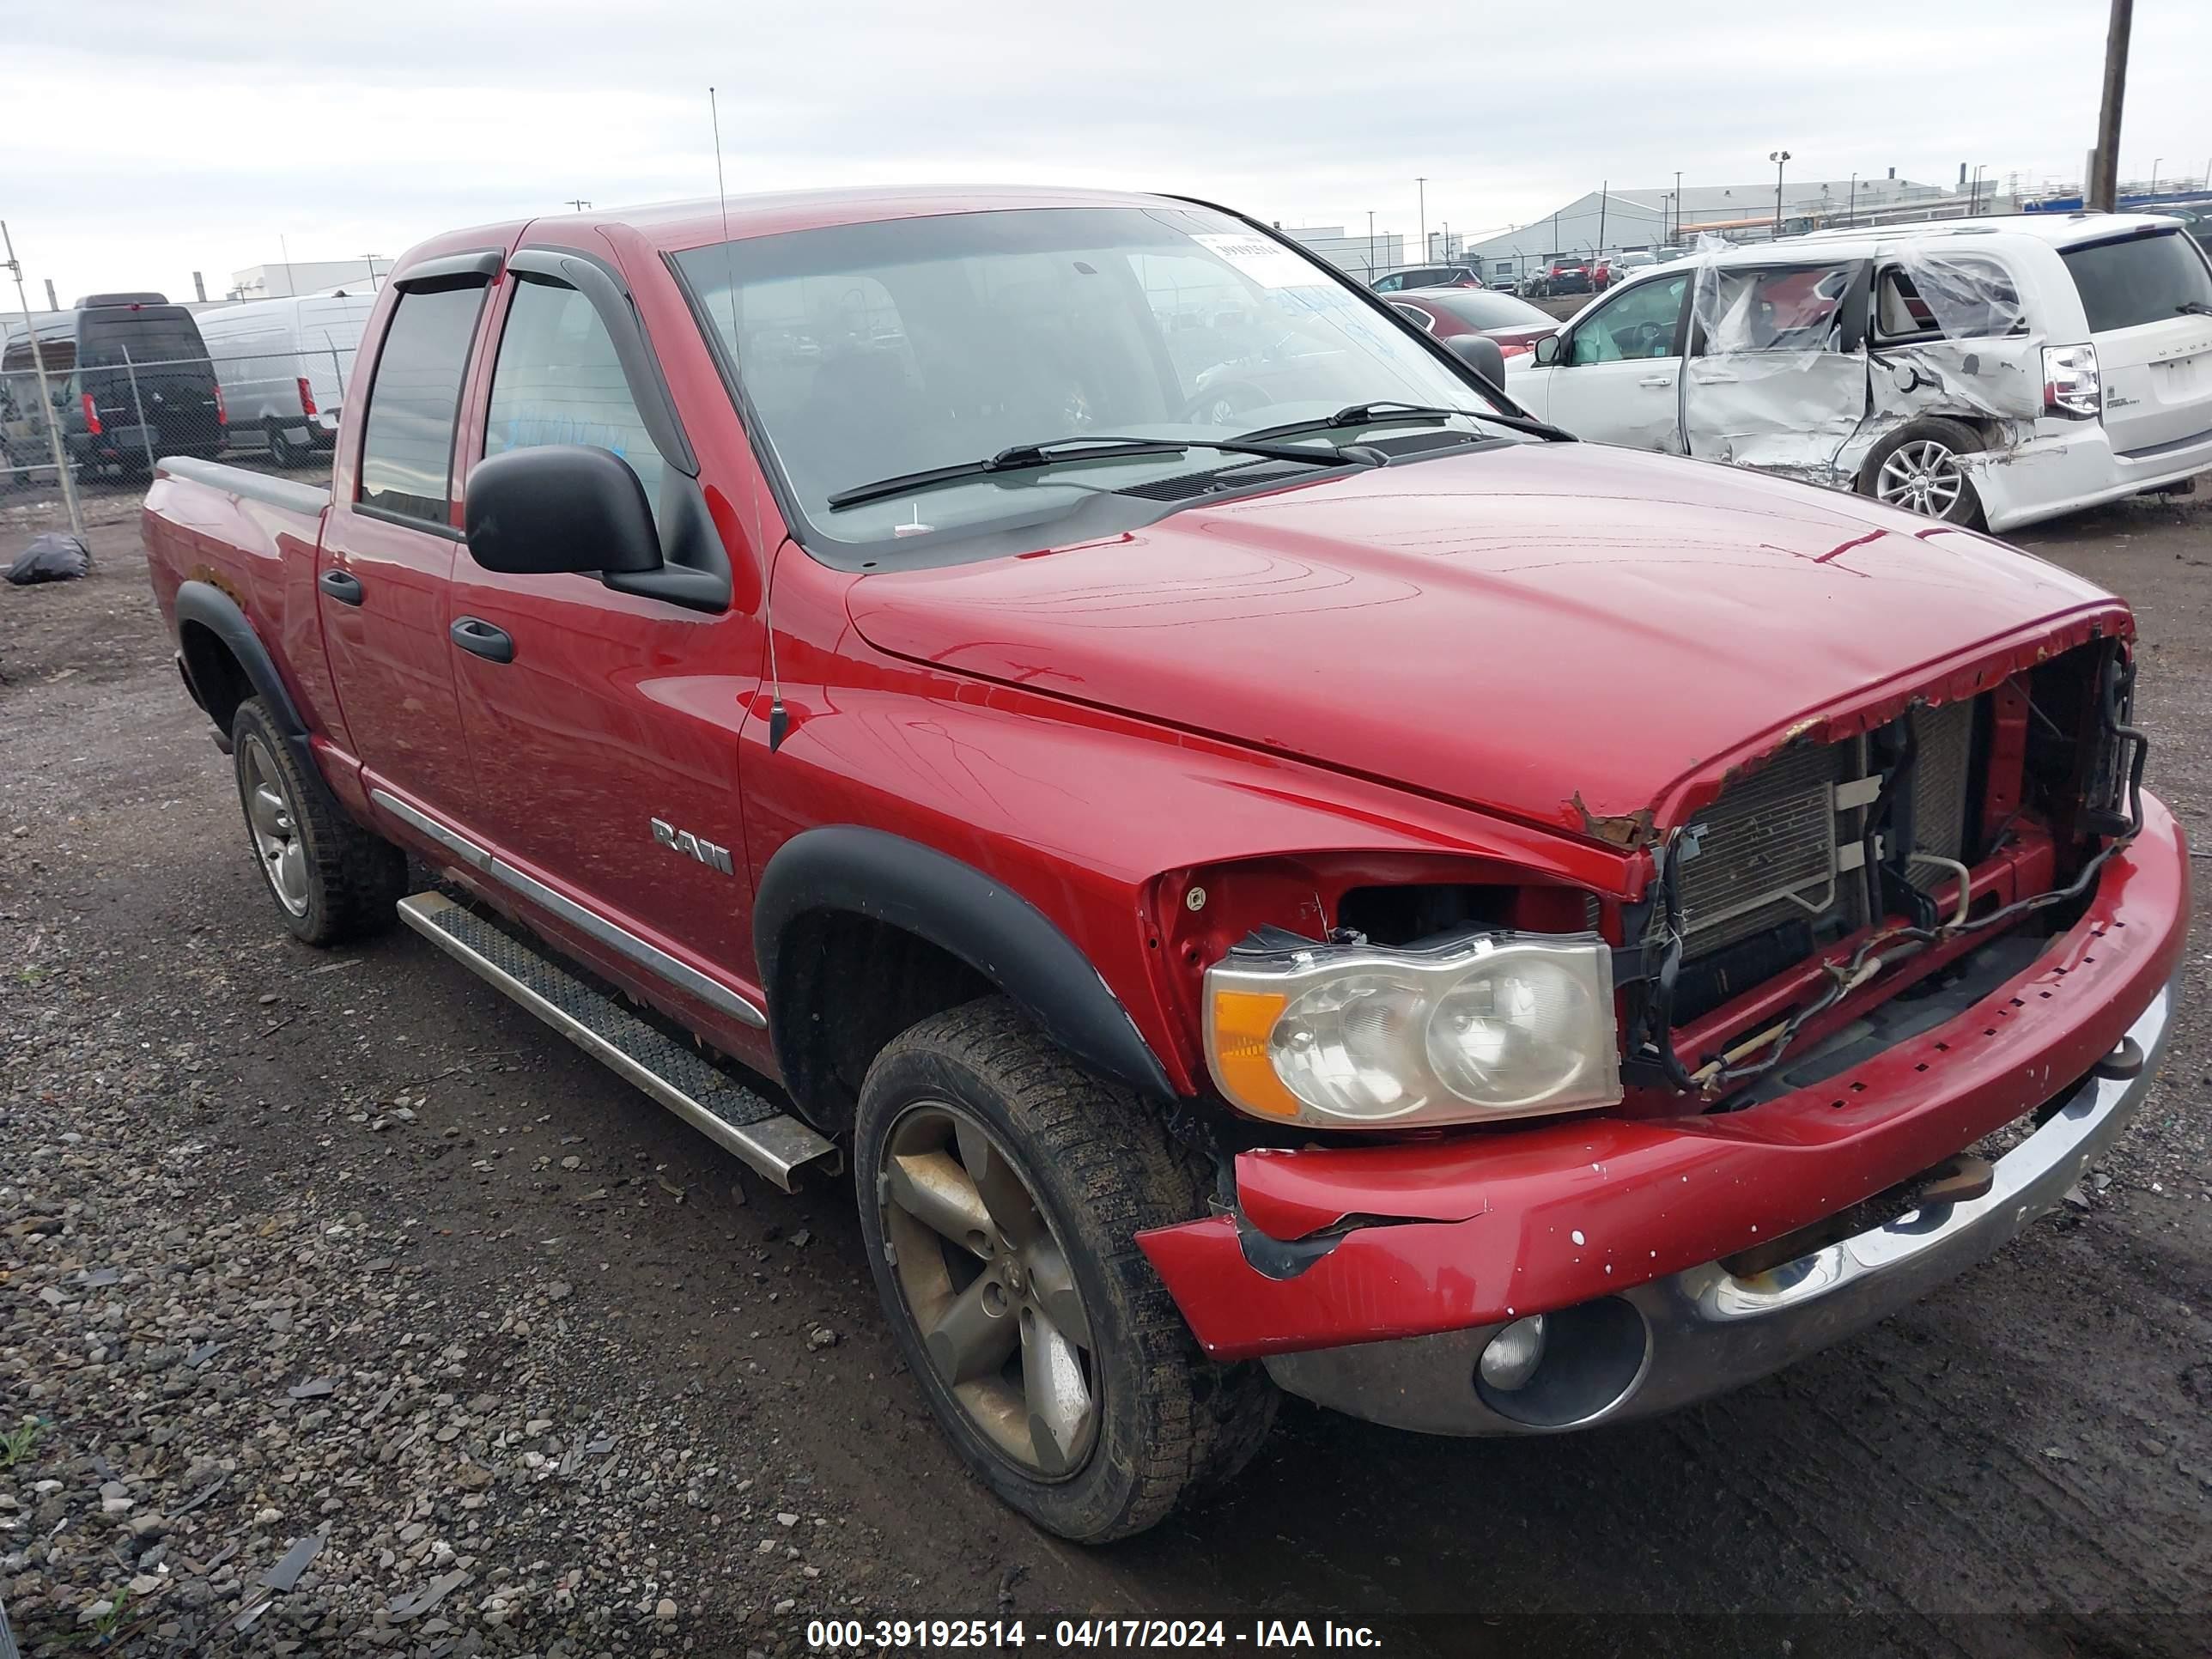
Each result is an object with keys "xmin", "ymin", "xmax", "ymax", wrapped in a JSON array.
[{"xmin": 1661, "ymin": 700, "xmax": 1979, "ymax": 966}]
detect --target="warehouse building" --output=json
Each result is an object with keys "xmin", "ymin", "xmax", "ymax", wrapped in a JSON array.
[
  {"xmin": 1278, "ymin": 224, "xmax": 1407, "ymax": 281},
  {"xmin": 226, "ymin": 257, "xmax": 392, "ymax": 301},
  {"xmin": 1458, "ymin": 174, "xmax": 1948, "ymax": 284}
]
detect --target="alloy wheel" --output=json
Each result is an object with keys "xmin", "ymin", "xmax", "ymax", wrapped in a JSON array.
[
  {"xmin": 878, "ymin": 1100, "xmax": 1099, "ymax": 1478},
  {"xmin": 1875, "ymin": 439, "xmax": 1966, "ymax": 519},
  {"xmin": 239, "ymin": 732, "xmax": 310, "ymax": 917}
]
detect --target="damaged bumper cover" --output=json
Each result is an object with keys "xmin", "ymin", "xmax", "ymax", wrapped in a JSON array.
[
  {"xmin": 1967, "ymin": 420, "xmax": 2212, "ymax": 534},
  {"xmin": 1137, "ymin": 794, "xmax": 2189, "ymax": 1430}
]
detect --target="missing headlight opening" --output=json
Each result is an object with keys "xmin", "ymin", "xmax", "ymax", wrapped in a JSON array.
[{"xmin": 1621, "ymin": 639, "xmax": 2147, "ymax": 1100}]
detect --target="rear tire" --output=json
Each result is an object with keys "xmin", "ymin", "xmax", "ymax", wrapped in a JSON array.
[
  {"xmin": 1859, "ymin": 417, "xmax": 1986, "ymax": 526},
  {"xmin": 229, "ymin": 696, "xmax": 406, "ymax": 945},
  {"xmin": 855, "ymin": 998, "xmax": 1279, "ymax": 1541},
  {"xmin": 265, "ymin": 420, "xmax": 305, "ymax": 469}
]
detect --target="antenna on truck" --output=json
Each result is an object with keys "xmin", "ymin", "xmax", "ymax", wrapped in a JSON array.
[{"xmin": 710, "ymin": 84, "xmax": 790, "ymax": 754}]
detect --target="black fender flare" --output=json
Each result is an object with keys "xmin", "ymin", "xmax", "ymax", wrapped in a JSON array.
[
  {"xmin": 753, "ymin": 826, "xmax": 1178, "ymax": 1101},
  {"xmin": 173, "ymin": 580, "xmax": 319, "ymax": 778}
]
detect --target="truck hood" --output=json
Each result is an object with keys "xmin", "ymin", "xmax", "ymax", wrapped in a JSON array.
[{"xmin": 846, "ymin": 442, "xmax": 2119, "ymax": 845}]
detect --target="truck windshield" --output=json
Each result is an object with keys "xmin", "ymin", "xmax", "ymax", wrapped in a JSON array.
[{"xmin": 673, "ymin": 205, "xmax": 1514, "ymax": 550}]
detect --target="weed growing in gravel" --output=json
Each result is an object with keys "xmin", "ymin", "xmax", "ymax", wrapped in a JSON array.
[
  {"xmin": 0, "ymin": 1416, "xmax": 46, "ymax": 1467},
  {"xmin": 74, "ymin": 1587, "xmax": 132, "ymax": 1648}
]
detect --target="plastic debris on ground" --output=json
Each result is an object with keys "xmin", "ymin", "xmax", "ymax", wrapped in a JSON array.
[{"xmin": 6, "ymin": 532, "xmax": 92, "ymax": 586}]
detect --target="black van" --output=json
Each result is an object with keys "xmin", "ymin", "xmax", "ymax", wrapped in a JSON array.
[{"xmin": 1, "ymin": 293, "xmax": 225, "ymax": 477}]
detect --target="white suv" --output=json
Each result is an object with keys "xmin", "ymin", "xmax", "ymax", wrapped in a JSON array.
[{"xmin": 1504, "ymin": 213, "xmax": 2212, "ymax": 531}]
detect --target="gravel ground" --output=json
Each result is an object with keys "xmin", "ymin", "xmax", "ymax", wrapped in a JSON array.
[{"xmin": 1, "ymin": 476, "xmax": 2209, "ymax": 1658}]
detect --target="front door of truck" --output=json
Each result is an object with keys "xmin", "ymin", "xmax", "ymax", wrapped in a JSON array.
[
  {"xmin": 1681, "ymin": 258, "xmax": 1872, "ymax": 486},
  {"xmin": 319, "ymin": 264, "xmax": 499, "ymax": 821},
  {"xmin": 1528, "ymin": 270, "xmax": 1692, "ymax": 453},
  {"xmin": 445, "ymin": 246, "xmax": 770, "ymax": 1030}
]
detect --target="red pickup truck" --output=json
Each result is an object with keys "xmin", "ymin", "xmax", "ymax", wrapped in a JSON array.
[{"xmin": 143, "ymin": 186, "xmax": 2186, "ymax": 1543}]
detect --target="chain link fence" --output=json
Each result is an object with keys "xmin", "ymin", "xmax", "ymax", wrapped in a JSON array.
[{"xmin": 4, "ymin": 298, "xmax": 371, "ymax": 504}]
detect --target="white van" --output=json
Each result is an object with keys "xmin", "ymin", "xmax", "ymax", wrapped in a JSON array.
[
  {"xmin": 197, "ymin": 290, "xmax": 376, "ymax": 467},
  {"xmin": 1504, "ymin": 213, "xmax": 2212, "ymax": 531}
]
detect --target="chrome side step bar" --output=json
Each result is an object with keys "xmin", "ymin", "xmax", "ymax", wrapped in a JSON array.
[{"xmin": 397, "ymin": 892, "xmax": 839, "ymax": 1191}]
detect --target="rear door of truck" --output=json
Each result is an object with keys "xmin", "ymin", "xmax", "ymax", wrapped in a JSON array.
[
  {"xmin": 316, "ymin": 253, "xmax": 504, "ymax": 821},
  {"xmin": 2061, "ymin": 225, "xmax": 2212, "ymax": 459}
]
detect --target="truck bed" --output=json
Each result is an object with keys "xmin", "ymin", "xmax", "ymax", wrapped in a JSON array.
[{"xmin": 143, "ymin": 456, "xmax": 346, "ymax": 755}]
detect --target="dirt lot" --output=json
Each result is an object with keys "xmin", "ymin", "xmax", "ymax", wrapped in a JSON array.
[{"xmin": 2, "ymin": 472, "xmax": 2209, "ymax": 1658}]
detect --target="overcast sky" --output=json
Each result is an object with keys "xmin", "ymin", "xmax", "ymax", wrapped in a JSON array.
[{"xmin": 4, "ymin": 0, "xmax": 2207, "ymax": 305}]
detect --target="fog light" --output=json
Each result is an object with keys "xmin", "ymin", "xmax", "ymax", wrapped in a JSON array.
[{"xmin": 1478, "ymin": 1315, "xmax": 1547, "ymax": 1392}]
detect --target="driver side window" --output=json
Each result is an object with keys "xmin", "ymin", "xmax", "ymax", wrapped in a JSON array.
[{"xmin": 1565, "ymin": 274, "xmax": 1688, "ymax": 367}]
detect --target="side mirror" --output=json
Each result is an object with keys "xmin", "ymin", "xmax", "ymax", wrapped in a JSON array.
[
  {"xmin": 1532, "ymin": 333, "xmax": 1563, "ymax": 368},
  {"xmin": 1448, "ymin": 333, "xmax": 1508, "ymax": 391},
  {"xmin": 464, "ymin": 445, "xmax": 660, "ymax": 578}
]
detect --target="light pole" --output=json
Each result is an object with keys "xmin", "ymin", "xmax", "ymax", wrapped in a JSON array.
[
  {"xmin": 1848, "ymin": 172, "xmax": 1857, "ymax": 227},
  {"xmin": 362, "ymin": 253, "xmax": 382, "ymax": 287},
  {"xmin": 1674, "ymin": 169, "xmax": 1682, "ymax": 241},
  {"xmin": 1416, "ymin": 177, "xmax": 1428, "ymax": 264},
  {"xmin": 1769, "ymin": 149, "xmax": 1791, "ymax": 236},
  {"xmin": 2149, "ymin": 156, "xmax": 2161, "ymax": 193},
  {"xmin": 1968, "ymin": 164, "xmax": 1984, "ymax": 215},
  {"xmin": 1366, "ymin": 210, "xmax": 1376, "ymax": 277}
]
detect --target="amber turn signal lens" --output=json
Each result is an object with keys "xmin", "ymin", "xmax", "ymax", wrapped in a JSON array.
[{"xmin": 1206, "ymin": 988, "xmax": 1301, "ymax": 1119}]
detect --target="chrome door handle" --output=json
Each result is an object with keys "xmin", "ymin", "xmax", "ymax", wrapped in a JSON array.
[{"xmin": 1639, "ymin": 375, "xmax": 1675, "ymax": 387}]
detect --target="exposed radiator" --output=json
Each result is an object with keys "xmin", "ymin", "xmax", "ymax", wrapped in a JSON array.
[{"xmin": 1664, "ymin": 700, "xmax": 1979, "ymax": 965}]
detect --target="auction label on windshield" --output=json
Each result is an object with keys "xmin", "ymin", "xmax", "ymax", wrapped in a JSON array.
[
  {"xmin": 1190, "ymin": 232, "xmax": 1334, "ymax": 289},
  {"xmin": 805, "ymin": 1616, "xmax": 1382, "ymax": 1650}
]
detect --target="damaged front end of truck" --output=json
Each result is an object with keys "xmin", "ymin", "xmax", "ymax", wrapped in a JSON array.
[{"xmin": 1138, "ymin": 624, "xmax": 2188, "ymax": 1435}]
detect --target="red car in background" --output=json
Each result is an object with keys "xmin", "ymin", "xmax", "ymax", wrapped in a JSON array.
[{"xmin": 1388, "ymin": 285, "xmax": 1561, "ymax": 361}]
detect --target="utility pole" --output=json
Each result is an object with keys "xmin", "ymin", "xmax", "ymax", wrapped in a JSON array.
[
  {"xmin": 1769, "ymin": 150, "xmax": 1792, "ymax": 236},
  {"xmin": 3, "ymin": 220, "xmax": 85, "ymax": 542},
  {"xmin": 2087, "ymin": 0, "xmax": 2131, "ymax": 210}
]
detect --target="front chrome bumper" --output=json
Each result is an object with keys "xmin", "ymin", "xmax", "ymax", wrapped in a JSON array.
[{"xmin": 1265, "ymin": 979, "xmax": 2175, "ymax": 1436}]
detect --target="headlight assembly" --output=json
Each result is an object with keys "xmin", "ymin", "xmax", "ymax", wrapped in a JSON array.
[{"xmin": 1204, "ymin": 931, "xmax": 1622, "ymax": 1128}]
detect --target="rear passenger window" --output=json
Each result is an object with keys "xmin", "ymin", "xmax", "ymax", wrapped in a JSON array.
[
  {"xmin": 1875, "ymin": 257, "xmax": 2024, "ymax": 342},
  {"xmin": 358, "ymin": 284, "xmax": 486, "ymax": 525},
  {"xmin": 483, "ymin": 279, "xmax": 664, "ymax": 514}
]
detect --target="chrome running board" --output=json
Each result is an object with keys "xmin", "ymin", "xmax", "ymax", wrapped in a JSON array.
[{"xmin": 397, "ymin": 892, "xmax": 838, "ymax": 1191}]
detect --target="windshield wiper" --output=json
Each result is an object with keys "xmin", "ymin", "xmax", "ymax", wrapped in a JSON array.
[
  {"xmin": 826, "ymin": 434, "xmax": 1376, "ymax": 512},
  {"xmin": 1237, "ymin": 399, "xmax": 1575, "ymax": 447},
  {"xmin": 2179, "ymin": 300, "xmax": 2212, "ymax": 317}
]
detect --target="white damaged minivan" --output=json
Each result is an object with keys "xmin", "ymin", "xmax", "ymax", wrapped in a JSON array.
[{"xmin": 1505, "ymin": 212, "xmax": 2212, "ymax": 531}]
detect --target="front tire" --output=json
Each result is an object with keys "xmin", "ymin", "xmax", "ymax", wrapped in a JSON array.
[
  {"xmin": 855, "ymin": 998, "xmax": 1278, "ymax": 1541},
  {"xmin": 230, "ymin": 696, "xmax": 407, "ymax": 945},
  {"xmin": 1860, "ymin": 417, "xmax": 1986, "ymax": 526}
]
